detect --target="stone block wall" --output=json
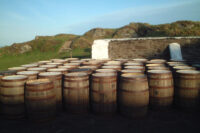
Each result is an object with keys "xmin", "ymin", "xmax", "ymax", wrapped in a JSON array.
[{"xmin": 92, "ymin": 37, "xmax": 200, "ymax": 62}]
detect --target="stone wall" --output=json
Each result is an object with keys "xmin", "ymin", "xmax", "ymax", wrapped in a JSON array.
[{"xmin": 107, "ymin": 37, "xmax": 200, "ymax": 62}]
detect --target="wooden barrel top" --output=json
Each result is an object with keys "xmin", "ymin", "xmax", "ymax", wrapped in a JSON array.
[
  {"xmin": 95, "ymin": 69, "xmax": 117, "ymax": 73},
  {"xmin": 2, "ymin": 75, "xmax": 28, "ymax": 81},
  {"xmin": 17, "ymin": 71, "xmax": 39, "ymax": 76},
  {"xmin": 46, "ymin": 63, "xmax": 63, "ymax": 66},
  {"xmin": 147, "ymin": 70, "xmax": 171, "ymax": 74},
  {"xmin": 8, "ymin": 67, "xmax": 26, "ymax": 71},
  {"xmin": 124, "ymin": 62, "xmax": 143, "ymax": 66},
  {"xmin": 47, "ymin": 68, "xmax": 68, "ymax": 73},
  {"xmin": 21, "ymin": 64, "xmax": 38, "ymax": 68},
  {"xmin": 27, "ymin": 67, "xmax": 47, "ymax": 71},
  {"xmin": 65, "ymin": 72, "xmax": 88, "ymax": 78},
  {"xmin": 38, "ymin": 60, "xmax": 52, "ymax": 64},
  {"xmin": 176, "ymin": 70, "xmax": 200, "ymax": 75},
  {"xmin": 92, "ymin": 73, "xmax": 116, "ymax": 78},
  {"xmin": 39, "ymin": 72, "xmax": 62, "ymax": 77},
  {"xmin": 39, "ymin": 65, "xmax": 57, "ymax": 68},
  {"xmin": 26, "ymin": 79, "xmax": 51, "ymax": 86},
  {"xmin": 63, "ymin": 63, "xmax": 81, "ymax": 66}
]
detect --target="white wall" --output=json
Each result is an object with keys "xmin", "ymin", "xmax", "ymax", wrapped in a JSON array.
[{"xmin": 92, "ymin": 39, "xmax": 110, "ymax": 59}]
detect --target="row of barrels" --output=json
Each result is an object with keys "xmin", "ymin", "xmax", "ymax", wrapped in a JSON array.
[{"xmin": 0, "ymin": 58, "xmax": 199, "ymax": 122}]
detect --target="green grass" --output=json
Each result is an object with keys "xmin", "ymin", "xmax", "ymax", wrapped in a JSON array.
[{"xmin": 0, "ymin": 48, "xmax": 91, "ymax": 71}]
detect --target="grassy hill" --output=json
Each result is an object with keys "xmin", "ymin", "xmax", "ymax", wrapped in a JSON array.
[{"xmin": 0, "ymin": 20, "xmax": 200, "ymax": 70}]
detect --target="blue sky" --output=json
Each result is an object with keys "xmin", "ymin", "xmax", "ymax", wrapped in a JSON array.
[{"xmin": 0, "ymin": 0, "xmax": 200, "ymax": 46}]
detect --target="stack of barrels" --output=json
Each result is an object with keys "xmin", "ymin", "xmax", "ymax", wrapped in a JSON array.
[{"xmin": 0, "ymin": 57, "xmax": 199, "ymax": 122}]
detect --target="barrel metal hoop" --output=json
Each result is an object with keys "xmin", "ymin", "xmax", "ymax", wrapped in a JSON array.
[
  {"xmin": 149, "ymin": 86, "xmax": 174, "ymax": 89},
  {"xmin": 26, "ymin": 87, "xmax": 54, "ymax": 92},
  {"xmin": 64, "ymin": 79, "xmax": 88, "ymax": 82},
  {"xmin": 91, "ymin": 89, "xmax": 117, "ymax": 94},
  {"xmin": 119, "ymin": 89, "xmax": 149, "ymax": 93}
]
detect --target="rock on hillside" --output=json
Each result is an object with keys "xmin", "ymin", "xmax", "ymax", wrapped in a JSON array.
[{"xmin": 0, "ymin": 20, "xmax": 200, "ymax": 55}]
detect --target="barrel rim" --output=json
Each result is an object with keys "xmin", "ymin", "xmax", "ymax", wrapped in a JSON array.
[
  {"xmin": 27, "ymin": 67, "xmax": 47, "ymax": 71},
  {"xmin": 39, "ymin": 64, "xmax": 57, "ymax": 68},
  {"xmin": 65, "ymin": 72, "xmax": 88, "ymax": 77},
  {"xmin": 17, "ymin": 71, "xmax": 39, "ymax": 75},
  {"xmin": 8, "ymin": 67, "xmax": 26, "ymax": 71},
  {"xmin": 39, "ymin": 72, "xmax": 62, "ymax": 77},
  {"xmin": 2, "ymin": 75, "xmax": 28, "ymax": 81},
  {"xmin": 26, "ymin": 78, "xmax": 52, "ymax": 86},
  {"xmin": 92, "ymin": 73, "xmax": 117, "ymax": 77},
  {"xmin": 147, "ymin": 70, "xmax": 171, "ymax": 74},
  {"xmin": 176, "ymin": 70, "xmax": 200, "ymax": 75}
]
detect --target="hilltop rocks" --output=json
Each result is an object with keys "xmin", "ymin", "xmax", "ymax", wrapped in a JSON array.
[
  {"xmin": 58, "ymin": 41, "xmax": 72, "ymax": 53},
  {"xmin": 19, "ymin": 44, "xmax": 32, "ymax": 53}
]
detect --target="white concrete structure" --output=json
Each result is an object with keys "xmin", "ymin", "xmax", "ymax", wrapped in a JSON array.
[
  {"xmin": 169, "ymin": 43, "xmax": 183, "ymax": 61},
  {"xmin": 92, "ymin": 39, "xmax": 111, "ymax": 59}
]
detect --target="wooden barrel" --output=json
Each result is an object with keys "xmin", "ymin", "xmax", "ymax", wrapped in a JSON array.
[
  {"xmin": 133, "ymin": 58, "xmax": 148, "ymax": 63},
  {"xmin": 95, "ymin": 69, "xmax": 117, "ymax": 74},
  {"xmin": 39, "ymin": 65, "xmax": 57, "ymax": 70},
  {"xmin": 175, "ymin": 70, "xmax": 200, "ymax": 110},
  {"xmin": 17, "ymin": 71, "xmax": 39, "ymax": 80},
  {"xmin": 120, "ymin": 70, "xmax": 144, "ymax": 75},
  {"xmin": 63, "ymin": 63, "xmax": 80, "ymax": 69},
  {"xmin": 79, "ymin": 66, "xmax": 98, "ymax": 71},
  {"xmin": 146, "ymin": 64, "xmax": 165, "ymax": 67},
  {"xmin": 38, "ymin": 60, "xmax": 52, "ymax": 65},
  {"xmin": 38, "ymin": 72, "xmax": 62, "ymax": 110},
  {"xmin": 0, "ymin": 70, "xmax": 17, "ymax": 76},
  {"xmin": 114, "ymin": 59, "xmax": 129, "ymax": 64},
  {"xmin": 70, "ymin": 60, "xmax": 84, "ymax": 64},
  {"xmin": 148, "ymin": 66, "xmax": 170, "ymax": 70},
  {"xmin": 104, "ymin": 61, "xmax": 121, "ymax": 66},
  {"xmin": 119, "ymin": 74, "xmax": 149, "ymax": 117},
  {"xmin": 0, "ymin": 75, "xmax": 28, "ymax": 119},
  {"xmin": 8, "ymin": 67, "xmax": 26, "ymax": 72},
  {"xmin": 25, "ymin": 79, "xmax": 56, "ymax": 122},
  {"xmin": 147, "ymin": 70, "xmax": 174, "ymax": 109},
  {"xmin": 63, "ymin": 73, "xmax": 89, "ymax": 113},
  {"xmin": 124, "ymin": 66, "xmax": 145, "ymax": 72},
  {"xmin": 173, "ymin": 66, "xmax": 195, "ymax": 71},
  {"xmin": 101, "ymin": 65, "xmax": 121, "ymax": 71},
  {"xmin": 27, "ymin": 67, "xmax": 47, "ymax": 72},
  {"xmin": 82, "ymin": 61, "xmax": 102, "ymax": 68},
  {"xmin": 67, "ymin": 58, "xmax": 79, "ymax": 62},
  {"xmin": 47, "ymin": 68, "xmax": 68, "ymax": 74},
  {"xmin": 46, "ymin": 62, "xmax": 63, "ymax": 67},
  {"xmin": 148, "ymin": 59, "xmax": 166, "ymax": 64},
  {"xmin": 124, "ymin": 62, "xmax": 143, "ymax": 67},
  {"xmin": 69, "ymin": 68, "xmax": 93, "ymax": 75},
  {"xmin": 91, "ymin": 73, "xmax": 117, "ymax": 114},
  {"xmin": 58, "ymin": 65, "xmax": 74, "ymax": 70},
  {"xmin": 51, "ymin": 59, "xmax": 67, "ymax": 63},
  {"xmin": 21, "ymin": 64, "xmax": 38, "ymax": 68}
]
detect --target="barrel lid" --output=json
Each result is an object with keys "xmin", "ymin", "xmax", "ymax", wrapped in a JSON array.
[
  {"xmin": 104, "ymin": 62, "xmax": 121, "ymax": 66},
  {"xmin": 173, "ymin": 66, "xmax": 195, "ymax": 70},
  {"xmin": 58, "ymin": 66, "xmax": 71, "ymax": 69},
  {"xmin": 124, "ymin": 62, "xmax": 143, "ymax": 66},
  {"xmin": 17, "ymin": 71, "xmax": 39, "ymax": 75},
  {"xmin": 0, "ymin": 70, "xmax": 17, "ymax": 76},
  {"xmin": 148, "ymin": 70, "xmax": 171, "ymax": 74},
  {"xmin": 124, "ymin": 66, "xmax": 144, "ymax": 69},
  {"xmin": 21, "ymin": 64, "xmax": 38, "ymax": 68},
  {"xmin": 96, "ymin": 69, "xmax": 117, "ymax": 73},
  {"xmin": 102, "ymin": 66, "xmax": 121, "ymax": 69},
  {"xmin": 46, "ymin": 62, "xmax": 62, "ymax": 65},
  {"xmin": 39, "ymin": 65, "xmax": 57, "ymax": 68},
  {"xmin": 8, "ymin": 67, "xmax": 26, "ymax": 71},
  {"xmin": 47, "ymin": 68, "xmax": 67, "ymax": 72},
  {"xmin": 63, "ymin": 63, "xmax": 80, "ymax": 66},
  {"xmin": 65, "ymin": 58, "xmax": 79, "ymax": 62},
  {"xmin": 79, "ymin": 66, "xmax": 98, "ymax": 70},
  {"xmin": 27, "ymin": 67, "xmax": 47, "ymax": 71},
  {"xmin": 121, "ymin": 69, "xmax": 143, "ymax": 73},
  {"xmin": 176, "ymin": 70, "xmax": 200, "ymax": 74},
  {"xmin": 146, "ymin": 64, "xmax": 165, "ymax": 67},
  {"xmin": 121, "ymin": 73, "xmax": 146, "ymax": 79},
  {"xmin": 69, "ymin": 68, "xmax": 91, "ymax": 73},
  {"xmin": 65, "ymin": 72, "xmax": 88, "ymax": 77},
  {"xmin": 2, "ymin": 75, "xmax": 28, "ymax": 80},
  {"xmin": 133, "ymin": 58, "xmax": 148, "ymax": 62},
  {"xmin": 26, "ymin": 78, "xmax": 51, "ymax": 85},
  {"xmin": 52, "ymin": 59, "xmax": 67, "ymax": 63},
  {"xmin": 70, "ymin": 60, "xmax": 84, "ymax": 63},
  {"xmin": 82, "ymin": 61, "xmax": 101, "ymax": 65},
  {"xmin": 39, "ymin": 72, "xmax": 62, "ymax": 76},
  {"xmin": 92, "ymin": 73, "xmax": 116, "ymax": 77},
  {"xmin": 38, "ymin": 60, "xmax": 52, "ymax": 64}
]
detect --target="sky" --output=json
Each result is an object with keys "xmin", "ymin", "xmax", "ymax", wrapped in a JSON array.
[{"xmin": 0, "ymin": 0, "xmax": 200, "ymax": 47}]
